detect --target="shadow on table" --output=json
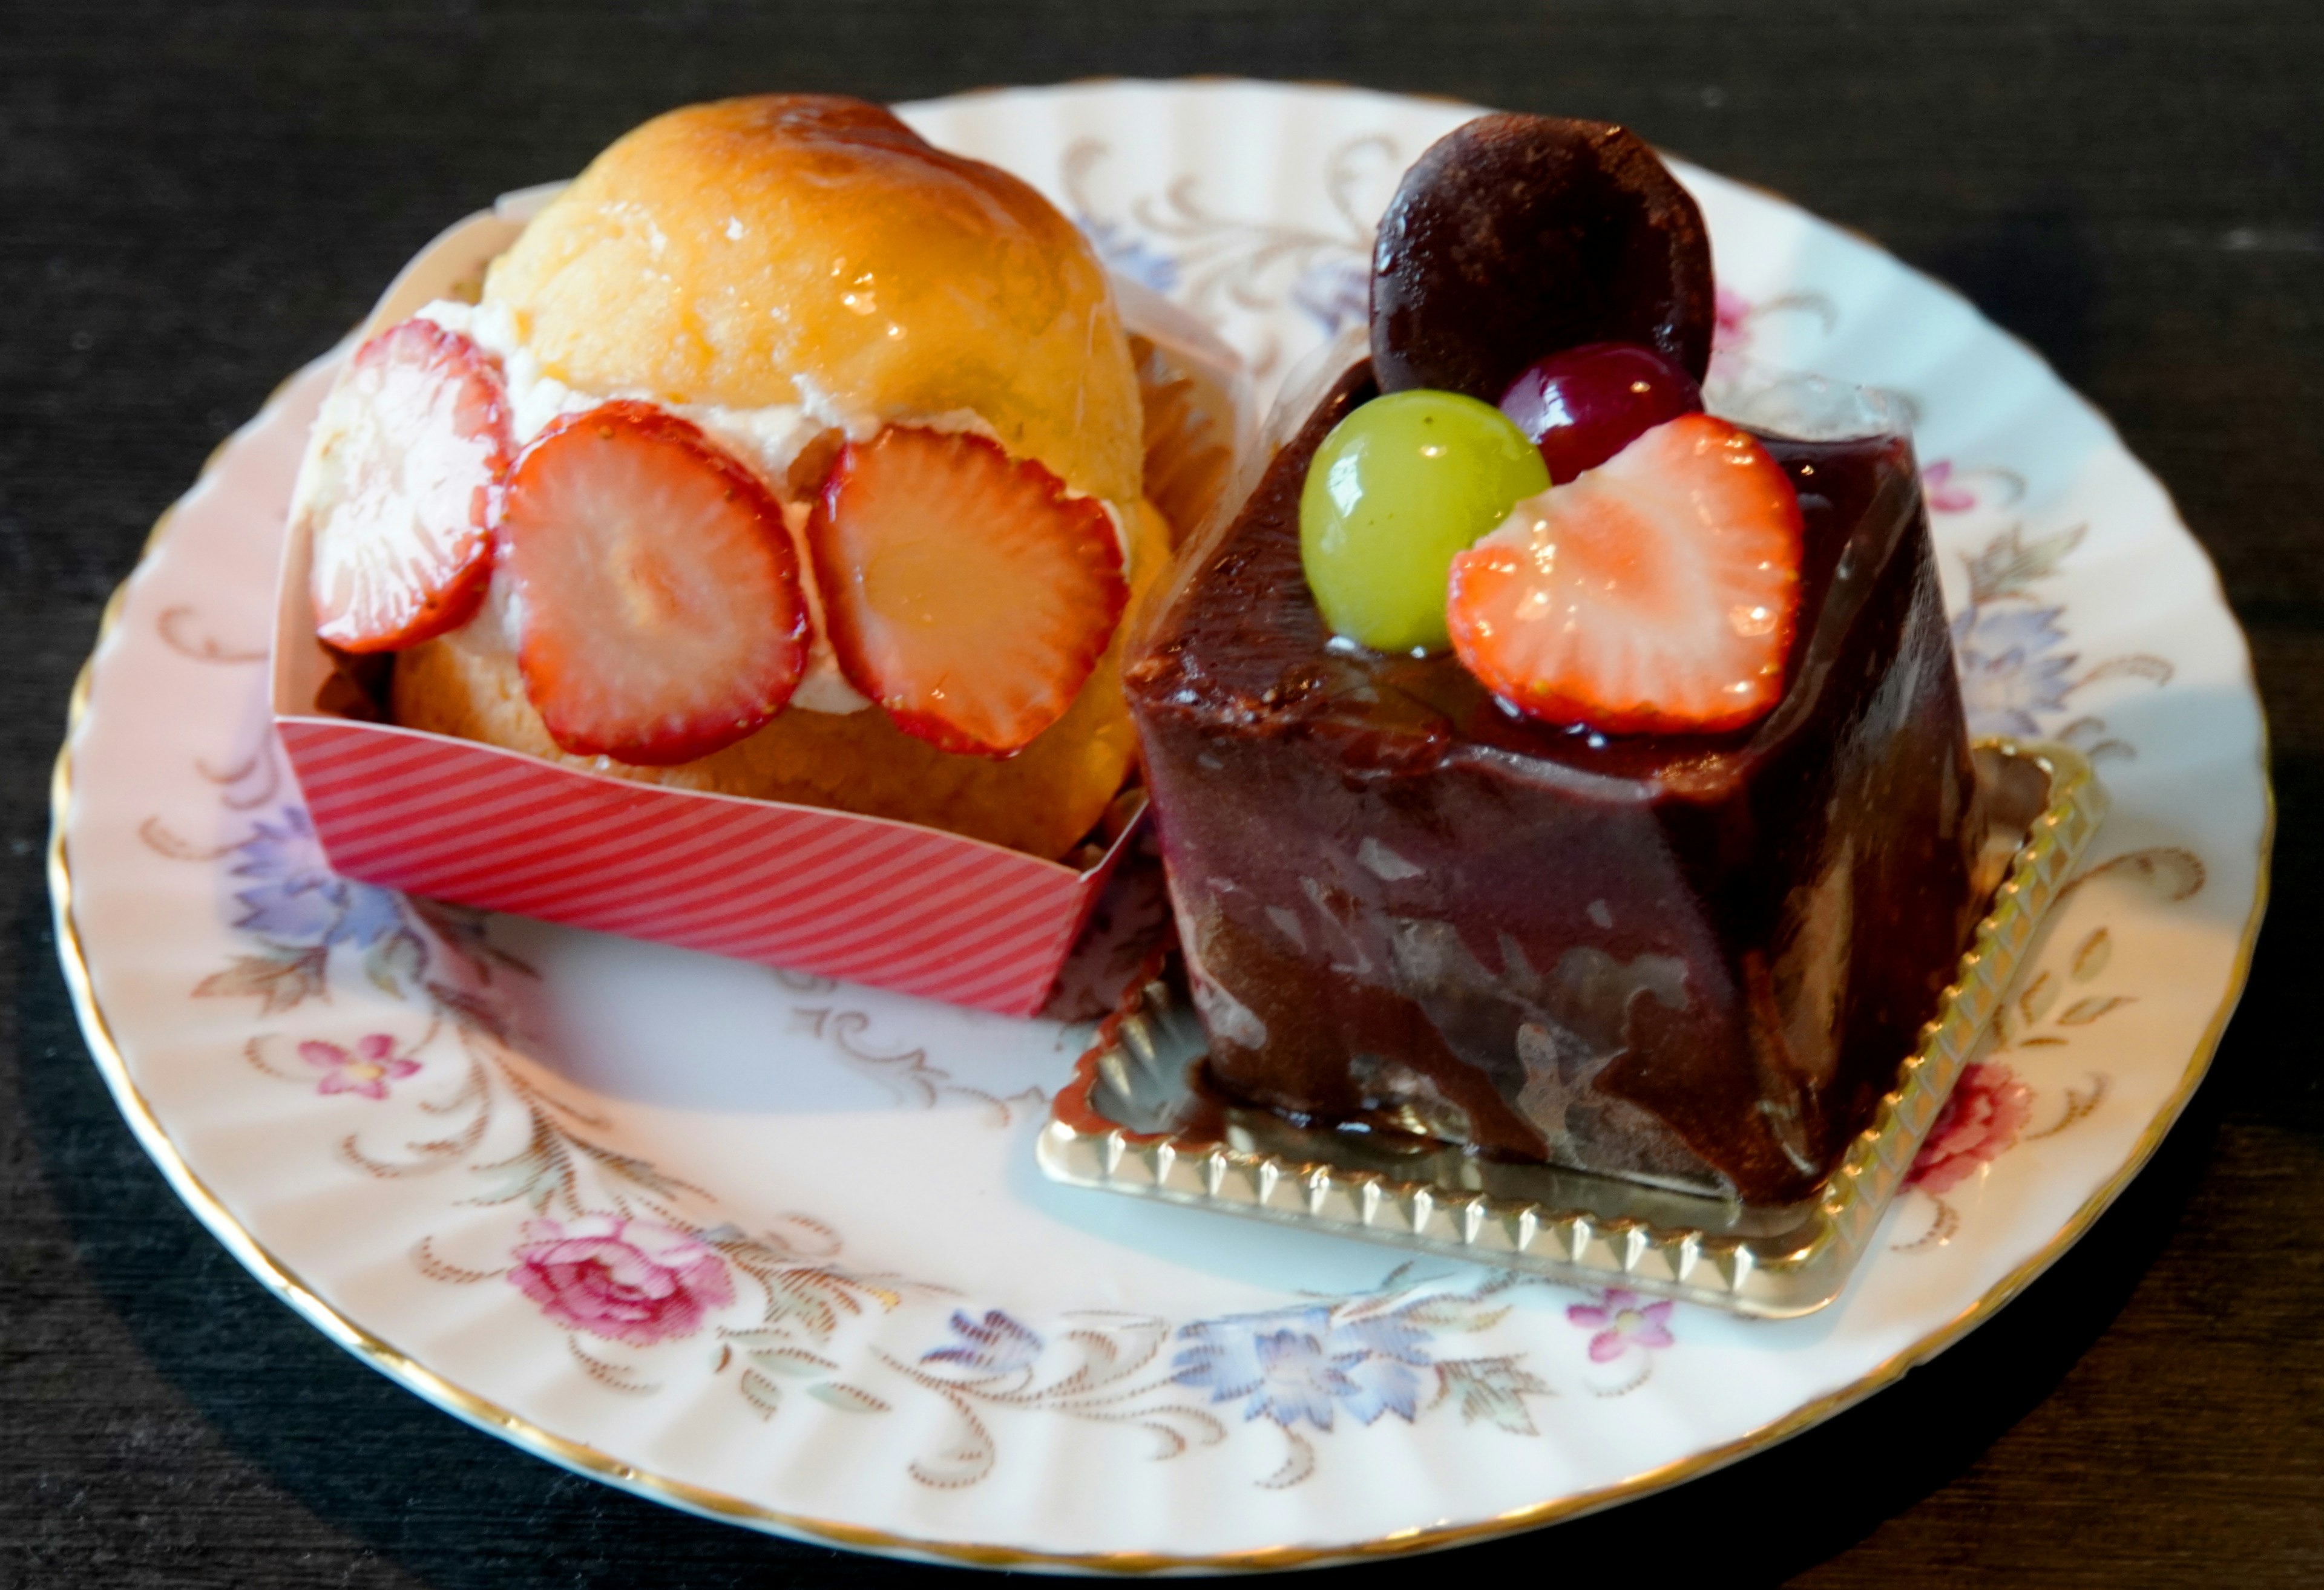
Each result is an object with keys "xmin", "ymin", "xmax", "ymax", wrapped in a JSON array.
[{"xmin": 13, "ymin": 868, "xmax": 2230, "ymax": 1590}]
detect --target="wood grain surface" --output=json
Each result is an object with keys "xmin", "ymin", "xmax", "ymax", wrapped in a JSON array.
[{"xmin": 4, "ymin": 3, "xmax": 2319, "ymax": 1585}]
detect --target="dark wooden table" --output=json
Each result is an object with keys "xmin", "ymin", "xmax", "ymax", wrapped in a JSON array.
[{"xmin": 5, "ymin": 4, "xmax": 2319, "ymax": 1585}]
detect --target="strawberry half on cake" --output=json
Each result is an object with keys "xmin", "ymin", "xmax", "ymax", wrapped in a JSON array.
[
  {"xmin": 288, "ymin": 94, "xmax": 1230, "ymax": 861},
  {"xmin": 1124, "ymin": 114, "xmax": 1989, "ymax": 1211}
]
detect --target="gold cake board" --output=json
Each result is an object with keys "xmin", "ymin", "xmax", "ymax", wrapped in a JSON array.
[{"xmin": 1038, "ymin": 739, "xmax": 2105, "ymax": 1318}]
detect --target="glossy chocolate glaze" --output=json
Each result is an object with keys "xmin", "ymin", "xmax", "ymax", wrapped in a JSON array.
[{"xmin": 1123, "ymin": 362, "xmax": 1986, "ymax": 1206}]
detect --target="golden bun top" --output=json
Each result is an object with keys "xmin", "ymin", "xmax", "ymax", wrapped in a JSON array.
[{"xmin": 484, "ymin": 96, "xmax": 1144, "ymax": 503}]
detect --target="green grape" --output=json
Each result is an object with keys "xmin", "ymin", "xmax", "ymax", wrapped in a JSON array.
[{"xmin": 1299, "ymin": 389, "xmax": 1551, "ymax": 653}]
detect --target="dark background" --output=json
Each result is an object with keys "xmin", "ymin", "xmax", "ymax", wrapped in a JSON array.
[{"xmin": 5, "ymin": 2, "xmax": 2320, "ymax": 1585}]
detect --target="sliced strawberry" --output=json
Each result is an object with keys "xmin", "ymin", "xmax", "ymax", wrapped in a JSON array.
[
  {"xmin": 807, "ymin": 427, "xmax": 1129, "ymax": 757},
  {"xmin": 306, "ymin": 317, "xmax": 511, "ymax": 652},
  {"xmin": 501, "ymin": 401, "xmax": 809, "ymax": 765},
  {"xmin": 1446, "ymin": 412, "xmax": 1802, "ymax": 734}
]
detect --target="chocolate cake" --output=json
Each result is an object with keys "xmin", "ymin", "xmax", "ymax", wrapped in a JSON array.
[{"xmin": 1123, "ymin": 359, "xmax": 1986, "ymax": 1208}]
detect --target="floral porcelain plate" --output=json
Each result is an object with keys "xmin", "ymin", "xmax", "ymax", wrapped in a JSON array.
[{"xmin": 50, "ymin": 80, "xmax": 2270, "ymax": 1571}]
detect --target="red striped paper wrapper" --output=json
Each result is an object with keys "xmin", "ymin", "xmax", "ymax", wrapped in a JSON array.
[
  {"xmin": 274, "ymin": 717, "xmax": 1133, "ymax": 1015},
  {"xmin": 264, "ymin": 204, "xmax": 1225, "ymax": 1018}
]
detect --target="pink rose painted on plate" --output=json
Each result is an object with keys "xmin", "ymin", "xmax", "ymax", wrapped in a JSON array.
[
  {"xmin": 1908, "ymin": 1061, "xmax": 2036, "ymax": 1194},
  {"xmin": 1566, "ymin": 1288, "xmax": 1675, "ymax": 1363},
  {"xmin": 1920, "ymin": 460, "xmax": 1978, "ymax": 514},
  {"xmin": 510, "ymin": 1215, "xmax": 735, "ymax": 1347},
  {"xmin": 1713, "ymin": 285, "xmax": 1752, "ymax": 352},
  {"xmin": 300, "ymin": 1034, "xmax": 419, "ymax": 1100}
]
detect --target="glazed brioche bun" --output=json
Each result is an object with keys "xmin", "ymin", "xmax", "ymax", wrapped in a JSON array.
[
  {"xmin": 484, "ymin": 96, "xmax": 1143, "ymax": 505},
  {"xmin": 390, "ymin": 96, "xmax": 1190, "ymax": 860}
]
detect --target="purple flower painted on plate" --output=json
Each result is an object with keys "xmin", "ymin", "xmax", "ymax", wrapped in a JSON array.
[
  {"xmin": 1173, "ymin": 1303, "xmax": 1431, "ymax": 1431},
  {"xmin": 231, "ymin": 807, "xmax": 405, "ymax": 948},
  {"xmin": 1289, "ymin": 256, "xmax": 1369, "ymax": 338},
  {"xmin": 1952, "ymin": 602, "xmax": 2077, "ymax": 738},
  {"xmin": 1078, "ymin": 214, "xmax": 1179, "ymax": 293},
  {"xmin": 300, "ymin": 1033, "xmax": 420, "ymax": 1100},
  {"xmin": 1566, "ymin": 1288, "xmax": 1675, "ymax": 1363},
  {"xmin": 923, "ymin": 1308, "xmax": 1043, "ymax": 1376},
  {"xmin": 1908, "ymin": 1061, "xmax": 2035, "ymax": 1195},
  {"xmin": 510, "ymin": 1215, "xmax": 735, "ymax": 1348},
  {"xmin": 1921, "ymin": 460, "xmax": 1979, "ymax": 514}
]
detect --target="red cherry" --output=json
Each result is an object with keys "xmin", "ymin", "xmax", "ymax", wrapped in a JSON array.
[{"xmin": 1497, "ymin": 341, "xmax": 1704, "ymax": 484}]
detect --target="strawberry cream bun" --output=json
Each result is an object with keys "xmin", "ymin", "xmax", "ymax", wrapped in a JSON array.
[{"xmin": 291, "ymin": 95, "xmax": 1210, "ymax": 861}]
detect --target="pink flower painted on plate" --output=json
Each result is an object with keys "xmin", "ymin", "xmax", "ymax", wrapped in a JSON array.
[
  {"xmin": 1713, "ymin": 285, "xmax": 1753, "ymax": 353},
  {"xmin": 300, "ymin": 1034, "xmax": 419, "ymax": 1100},
  {"xmin": 1921, "ymin": 460, "xmax": 1979, "ymax": 514},
  {"xmin": 1566, "ymin": 1288, "xmax": 1676, "ymax": 1363},
  {"xmin": 1908, "ymin": 1061, "xmax": 2036, "ymax": 1194},
  {"xmin": 509, "ymin": 1215, "xmax": 735, "ymax": 1348}
]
